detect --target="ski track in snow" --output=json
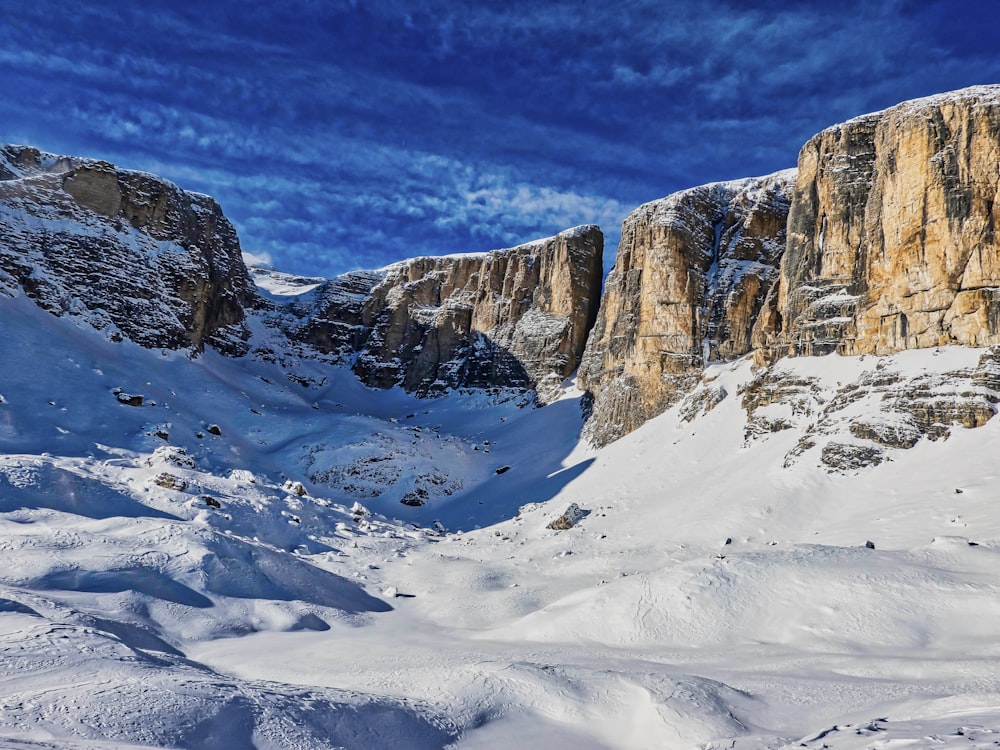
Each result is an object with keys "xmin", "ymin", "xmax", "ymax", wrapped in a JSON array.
[{"xmin": 2, "ymin": 289, "xmax": 1000, "ymax": 748}]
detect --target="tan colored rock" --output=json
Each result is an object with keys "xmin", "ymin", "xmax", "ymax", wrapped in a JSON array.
[
  {"xmin": 580, "ymin": 172, "xmax": 793, "ymax": 445},
  {"xmin": 153, "ymin": 472, "xmax": 187, "ymax": 492},
  {"xmin": 62, "ymin": 162, "xmax": 122, "ymax": 217},
  {"xmin": 758, "ymin": 85, "xmax": 1000, "ymax": 360}
]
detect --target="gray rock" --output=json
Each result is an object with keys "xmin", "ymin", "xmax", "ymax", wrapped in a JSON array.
[
  {"xmin": 281, "ymin": 226, "xmax": 603, "ymax": 403},
  {"xmin": 0, "ymin": 145, "xmax": 255, "ymax": 354}
]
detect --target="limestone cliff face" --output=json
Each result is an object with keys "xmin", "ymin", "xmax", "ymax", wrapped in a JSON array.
[
  {"xmin": 755, "ymin": 85, "xmax": 1000, "ymax": 360},
  {"xmin": 0, "ymin": 145, "xmax": 254, "ymax": 353},
  {"xmin": 579, "ymin": 172, "xmax": 794, "ymax": 445},
  {"xmin": 293, "ymin": 226, "xmax": 603, "ymax": 402}
]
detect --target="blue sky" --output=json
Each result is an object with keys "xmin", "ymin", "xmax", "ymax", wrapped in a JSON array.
[{"xmin": 3, "ymin": 1, "xmax": 999, "ymax": 278}]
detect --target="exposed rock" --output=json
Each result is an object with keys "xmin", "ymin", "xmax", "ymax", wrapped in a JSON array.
[
  {"xmin": 821, "ymin": 442, "xmax": 886, "ymax": 471},
  {"xmin": 756, "ymin": 85, "xmax": 1000, "ymax": 360},
  {"xmin": 275, "ymin": 227, "xmax": 603, "ymax": 403},
  {"xmin": 283, "ymin": 269, "xmax": 386, "ymax": 359},
  {"xmin": 579, "ymin": 86, "xmax": 1000, "ymax": 447},
  {"xmin": 740, "ymin": 371, "xmax": 820, "ymax": 418},
  {"xmin": 848, "ymin": 419, "xmax": 921, "ymax": 449},
  {"xmin": 283, "ymin": 480, "xmax": 308, "ymax": 496},
  {"xmin": 1, "ymin": 144, "xmax": 605, "ymax": 404},
  {"xmin": 0, "ymin": 145, "xmax": 254, "ymax": 354},
  {"xmin": 547, "ymin": 503, "xmax": 589, "ymax": 530},
  {"xmin": 153, "ymin": 472, "xmax": 187, "ymax": 491},
  {"xmin": 399, "ymin": 489, "xmax": 428, "ymax": 507},
  {"xmin": 745, "ymin": 347, "xmax": 1000, "ymax": 469},
  {"xmin": 114, "ymin": 390, "xmax": 144, "ymax": 407},
  {"xmin": 580, "ymin": 172, "xmax": 794, "ymax": 445},
  {"xmin": 296, "ymin": 229, "xmax": 603, "ymax": 401},
  {"xmin": 206, "ymin": 424, "xmax": 222, "ymax": 436},
  {"xmin": 146, "ymin": 445, "xmax": 195, "ymax": 469},
  {"xmin": 678, "ymin": 384, "xmax": 728, "ymax": 423}
]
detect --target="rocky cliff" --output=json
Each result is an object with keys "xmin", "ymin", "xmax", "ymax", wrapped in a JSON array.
[
  {"xmin": 754, "ymin": 84, "xmax": 1000, "ymax": 360},
  {"xmin": 287, "ymin": 226, "xmax": 604, "ymax": 402},
  {"xmin": 0, "ymin": 145, "xmax": 254, "ymax": 353},
  {"xmin": 581, "ymin": 85, "xmax": 1000, "ymax": 447},
  {"xmin": 579, "ymin": 173, "xmax": 794, "ymax": 445}
]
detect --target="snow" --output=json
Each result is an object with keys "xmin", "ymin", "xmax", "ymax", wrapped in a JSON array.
[
  {"xmin": 818, "ymin": 83, "xmax": 1000, "ymax": 135},
  {"xmin": 243, "ymin": 253, "xmax": 326, "ymax": 298},
  {"xmin": 3, "ymin": 284, "xmax": 1000, "ymax": 747},
  {"xmin": 628, "ymin": 168, "xmax": 796, "ymax": 226}
]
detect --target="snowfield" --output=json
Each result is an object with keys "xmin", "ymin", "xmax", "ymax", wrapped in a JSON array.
[{"xmin": 2, "ymin": 285, "xmax": 1000, "ymax": 749}]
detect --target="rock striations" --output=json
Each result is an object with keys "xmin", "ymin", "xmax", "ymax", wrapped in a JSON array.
[
  {"xmin": 579, "ymin": 172, "xmax": 794, "ymax": 445},
  {"xmin": 755, "ymin": 84, "xmax": 1000, "ymax": 360},
  {"xmin": 0, "ymin": 145, "xmax": 255, "ymax": 353},
  {"xmin": 289, "ymin": 226, "xmax": 604, "ymax": 403}
]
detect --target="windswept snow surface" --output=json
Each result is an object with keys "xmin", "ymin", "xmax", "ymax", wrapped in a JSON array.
[
  {"xmin": 2, "ymin": 286, "xmax": 1000, "ymax": 748},
  {"xmin": 243, "ymin": 253, "xmax": 325, "ymax": 299}
]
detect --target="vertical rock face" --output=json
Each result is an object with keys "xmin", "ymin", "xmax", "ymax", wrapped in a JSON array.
[
  {"xmin": 295, "ymin": 226, "xmax": 604, "ymax": 402},
  {"xmin": 579, "ymin": 172, "xmax": 794, "ymax": 445},
  {"xmin": 0, "ymin": 145, "xmax": 254, "ymax": 353},
  {"xmin": 756, "ymin": 85, "xmax": 1000, "ymax": 360}
]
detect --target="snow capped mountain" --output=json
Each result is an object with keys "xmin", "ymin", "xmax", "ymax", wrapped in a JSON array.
[{"xmin": 2, "ymin": 85, "xmax": 1000, "ymax": 749}]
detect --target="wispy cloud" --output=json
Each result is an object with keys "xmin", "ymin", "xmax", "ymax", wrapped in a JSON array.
[{"xmin": 2, "ymin": 0, "xmax": 998, "ymax": 277}]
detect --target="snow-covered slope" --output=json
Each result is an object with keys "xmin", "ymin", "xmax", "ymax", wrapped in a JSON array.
[{"xmin": 3, "ymin": 274, "xmax": 1000, "ymax": 748}]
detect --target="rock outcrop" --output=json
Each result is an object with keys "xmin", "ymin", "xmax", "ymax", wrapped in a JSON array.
[
  {"xmin": 755, "ymin": 85, "xmax": 1000, "ymax": 361},
  {"xmin": 581, "ymin": 85, "xmax": 1000, "ymax": 447},
  {"xmin": 288, "ymin": 226, "xmax": 604, "ymax": 402},
  {"xmin": 0, "ymin": 145, "xmax": 254, "ymax": 353},
  {"xmin": 579, "ymin": 172, "xmax": 794, "ymax": 445},
  {"xmin": 733, "ymin": 346, "xmax": 1000, "ymax": 471}
]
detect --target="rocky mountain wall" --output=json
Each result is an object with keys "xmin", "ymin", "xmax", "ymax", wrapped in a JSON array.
[
  {"xmin": 581, "ymin": 85, "xmax": 1000, "ymax": 446},
  {"xmin": 290, "ymin": 226, "xmax": 604, "ymax": 402},
  {"xmin": 0, "ymin": 145, "xmax": 254, "ymax": 353},
  {"xmin": 754, "ymin": 84, "xmax": 1000, "ymax": 360},
  {"xmin": 579, "ymin": 173, "xmax": 794, "ymax": 445}
]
